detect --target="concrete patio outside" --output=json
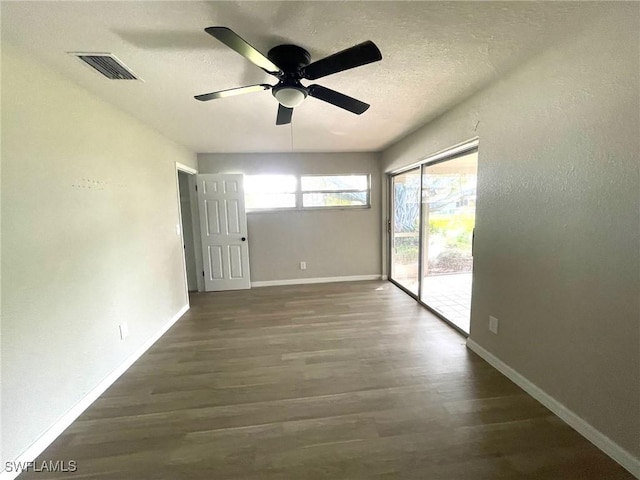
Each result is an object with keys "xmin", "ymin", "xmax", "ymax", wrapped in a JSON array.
[
  {"xmin": 421, "ymin": 272, "xmax": 472, "ymax": 333},
  {"xmin": 390, "ymin": 269, "xmax": 472, "ymax": 334}
]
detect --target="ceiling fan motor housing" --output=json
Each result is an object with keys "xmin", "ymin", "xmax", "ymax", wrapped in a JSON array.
[{"xmin": 267, "ymin": 44, "xmax": 311, "ymax": 71}]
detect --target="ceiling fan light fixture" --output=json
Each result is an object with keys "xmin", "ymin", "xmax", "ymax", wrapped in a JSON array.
[{"xmin": 273, "ymin": 86, "xmax": 307, "ymax": 108}]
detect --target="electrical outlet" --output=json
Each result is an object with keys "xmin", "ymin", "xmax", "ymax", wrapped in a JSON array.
[
  {"xmin": 300, "ymin": 261, "xmax": 307, "ymax": 270},
  {"xmin": 119, "ymin": 323, "xmax": 129, "ymax": 340},
  {"xmin": 489, "ymin": 316, "xmax": 499, "ymax": 334}
]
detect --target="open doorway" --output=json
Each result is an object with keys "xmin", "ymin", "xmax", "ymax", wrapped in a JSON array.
[{"xmin": 176, "ymin": 166, "xmax": 198, "ymax": 292}]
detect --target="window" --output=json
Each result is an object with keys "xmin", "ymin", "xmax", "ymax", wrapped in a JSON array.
[
  {"xmin": 244, "ymin": 174, "xmax": 296, "ymax": 210},
  {"xmin": 301, "ymin": 175, "xmax": 370, "ymax": 208},
  {"xmin": 244, "ymin": 174, "xmax": 370, "ymax": 211}
]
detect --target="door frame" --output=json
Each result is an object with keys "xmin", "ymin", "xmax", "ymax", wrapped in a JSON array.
[
  {"xmin": 175, "ymin": 162, "xmax": 205, "ymax": 300},
  {"xmin": 387, "ymin": 138, "xmax": 479, "ymax": 337}
]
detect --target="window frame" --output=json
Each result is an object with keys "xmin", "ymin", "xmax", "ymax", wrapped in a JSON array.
[
  {"xmin": 244, "ymin": 173, "xmax": 371, "ymax": 213},
  {"xmin": 299, "ymin": 174, "xmax": 371, "ymax": 210}
]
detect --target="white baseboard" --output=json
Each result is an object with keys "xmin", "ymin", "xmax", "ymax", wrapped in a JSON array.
[
  {"xmin": 1, "ymin": 304, "xmax": 190, "ymax": 480},
  {"xmin": 466, "ymin": 339, "xmax": 640, "ymax": 478},
  {"xmin": 251, "ymin": 274, "xmax": 383, "ymax": 288}
]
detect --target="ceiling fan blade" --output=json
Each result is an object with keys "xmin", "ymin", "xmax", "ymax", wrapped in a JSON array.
[
  {"xmin": 195, "ymin": 84, "xmax": 271, "ymax": 102},
  {"xmin": 307, "ymin": 85, "xmax": 370, "ymax": 114},
  {"xmin": 302, "ymin": 41, "xmax": 382, "ymax": 80},
  {"xmin": 205, "ymin": 27, "xmax": 281, "ymax": 76},
  {"xmin": 276, "ymin": 104, "xmax": 293, "ymax": 125}
]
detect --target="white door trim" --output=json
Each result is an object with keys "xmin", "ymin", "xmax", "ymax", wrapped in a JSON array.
[{"xmin": 176, "ymin": 162, "xmax": 197, "ymax": 175}]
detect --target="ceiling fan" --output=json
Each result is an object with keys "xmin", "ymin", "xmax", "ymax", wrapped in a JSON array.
[{"xmin": 195, "ymin": 27, "xmax": 382, "ymax": 125}]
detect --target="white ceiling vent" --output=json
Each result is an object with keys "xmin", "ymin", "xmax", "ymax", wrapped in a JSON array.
[{"xmin": 70, "ymin": 53, "xmax": 139, "ymax": 80}]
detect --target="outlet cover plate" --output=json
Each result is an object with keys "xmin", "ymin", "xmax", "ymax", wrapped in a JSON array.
[
  {"xmin": 489, "ymin": 316, "xmax": 499, "ymax": 334},
  {"xmin": 119, "ymin": 323, "xmax": 129, "ymax": 340}
]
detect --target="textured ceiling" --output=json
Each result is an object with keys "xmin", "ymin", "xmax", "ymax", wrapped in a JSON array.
[{"xmin": 1, "ymin": 1, "xmax": 607, "ymax": 153}]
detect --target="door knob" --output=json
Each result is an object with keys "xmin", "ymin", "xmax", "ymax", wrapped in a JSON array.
[{"xmin": 241, "ymin": 237, "xmax": 246, "ymax": 241}]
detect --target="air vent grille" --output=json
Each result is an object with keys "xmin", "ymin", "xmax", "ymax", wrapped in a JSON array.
[{"xmin": 73, "ymin": 53, "xmax": 138, "ymax": 80}]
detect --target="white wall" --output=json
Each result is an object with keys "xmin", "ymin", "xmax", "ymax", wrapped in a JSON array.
[
  {"xmin": 198, "ymin": 152, "xmax": 382, "ymax": 282},
  {"xmin": 381, "ymin": 4, "xmax": 639, "ymax": 467},
  {"xmin": 1, "ymin": 44, "xmax": 196, "ymax": 465}
]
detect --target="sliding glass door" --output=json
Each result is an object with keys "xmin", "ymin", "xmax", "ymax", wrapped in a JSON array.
[
  {"xmin": 420, "ymin": 151, "xmax": 477, "ymax": 333},
  {"xmin": 390, "ymin": 168, "xmax": 421, "ymax": 295},
  {"xmin": 389, "ymin": 148, "xmax": 478, "ymax": 334}
]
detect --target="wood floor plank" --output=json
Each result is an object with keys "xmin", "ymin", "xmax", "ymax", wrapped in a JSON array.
[{"xmin": 18, "ymin": 281, "xmax": 634, "ymax": 479}]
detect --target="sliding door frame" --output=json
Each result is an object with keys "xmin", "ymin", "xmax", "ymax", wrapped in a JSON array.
[
  {"xmin": 387, "ymin": 138, "xmax": 479, "ymax": 337},
  {"xmin": 388, "ymin": 168, "xmax": 421, "ymax": 300}
]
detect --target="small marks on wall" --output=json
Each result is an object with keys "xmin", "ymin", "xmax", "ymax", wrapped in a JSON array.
[
  {"xmin": 71, "ymin": 178, "xmax": 106, "ymax": 190},
  {"xmin": 71, "ymin": 178, "xmax": 125, "ymax": 191}
]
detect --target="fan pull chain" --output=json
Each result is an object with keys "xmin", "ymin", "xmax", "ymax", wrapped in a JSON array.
[{"xmin": 290, "ymin": 123, "xmax": 294, "ymax": 150}]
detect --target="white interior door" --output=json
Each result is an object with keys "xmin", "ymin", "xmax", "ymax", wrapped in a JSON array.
[{"xmin": 196, "ymin": 174, "xmax": 251, "ymax": 291}]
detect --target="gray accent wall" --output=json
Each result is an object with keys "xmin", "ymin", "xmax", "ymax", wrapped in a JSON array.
[
  {"xmin": 1, "ymin": 44, "xmax": 196, "ymax": 464},
  {"xmin": 381, "ymin": 6, "xmax": 639, "ymax": 461},
  {"xmin": 197, "ymin": 153, "xmax": 382, "ymax": 282}
]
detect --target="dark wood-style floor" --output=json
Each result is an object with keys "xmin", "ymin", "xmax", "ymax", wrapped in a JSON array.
[{"xmin": 21, "ymin": 281, "xmax": 633, "ymax": 479}]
